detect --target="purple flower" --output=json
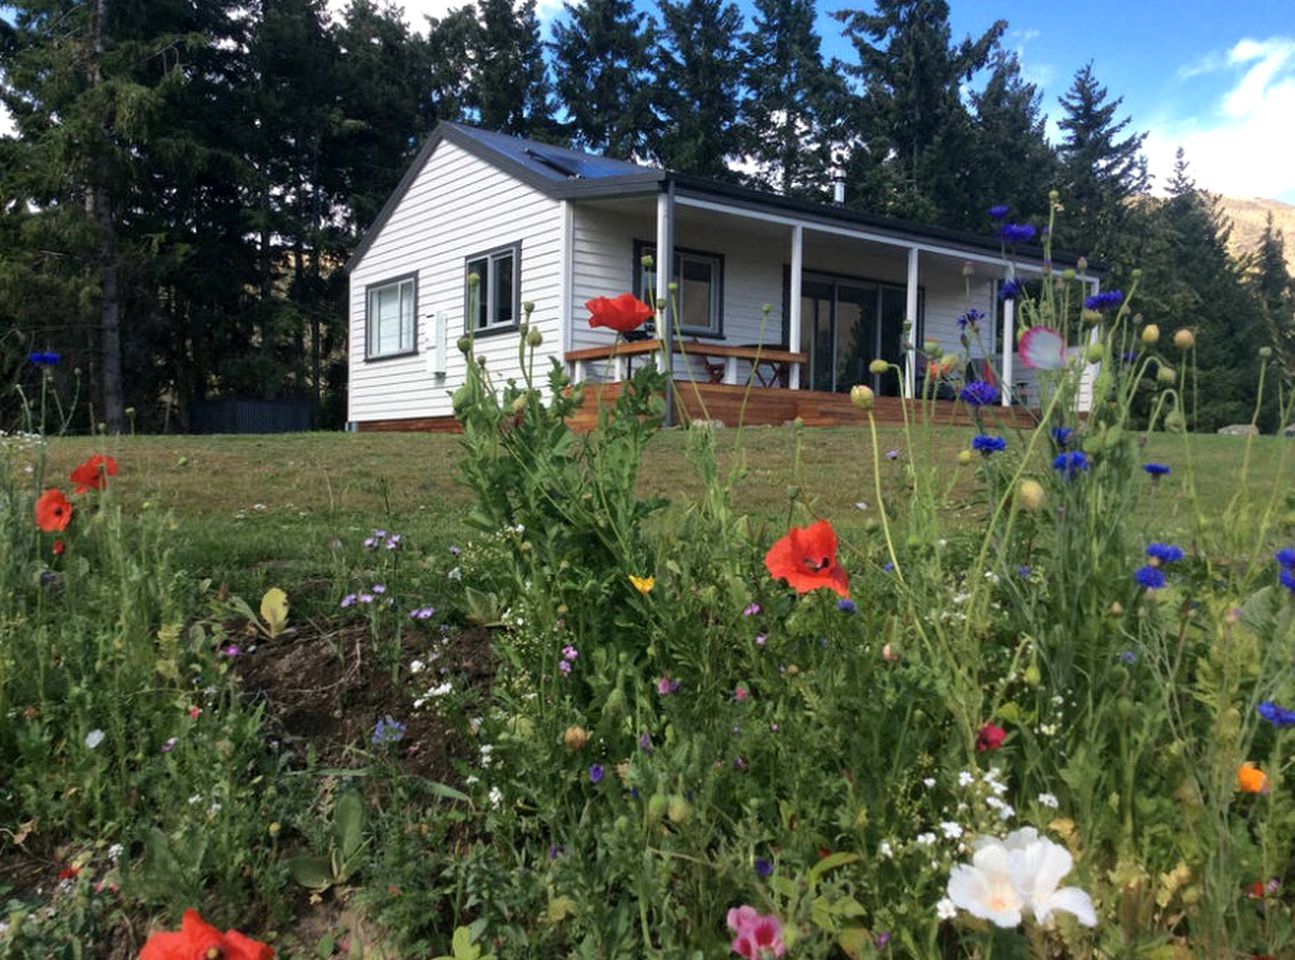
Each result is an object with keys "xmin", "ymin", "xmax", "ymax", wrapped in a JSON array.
[
  {"xmin": 755, "ymin": 633, "xmax": 767, "ymax": 646},
  {"xmin": 357, "ymin": 592, "xmax": 375, "ymax": 604},
  {"xmin": 371, "ymin": 584, "xmax": 387, "ymax": 595},
  {"xmin": 1281, "ymin": 568, "xmax": 1295, "ymax": 594},
  {"xmin": 987, "ymin": 204, "xmax": 1010, "ymax": 221},
  {"xmin": 755, "ymin": 857, "xmax": 773, "ymax": 878},
  {"xmin": 558, "ymin": 660, "xmax": 572, "ymax": 676},
  {"xmin": 373, "ymin": 529, "xmax": 388, "ymax": 539},
  {"xmin": 1017, "ymin": 565, "xmax": 1031, "ymax": 579},
  {"xmin": 656, "ymin": 674, "xmax": 680, "ymax": 695},
  {"xmin": 340, "ymin": 593, "xmax": 357, "ymax": 608},
  {"xmin": 885, "ymin": 448, "xmax": 900, "ymax": 461},
  {"xmin": 1258, "ymin": 701, "xmax": 1295, "ymax": 728},
  {"xmin": 1000, "ymin": 223, "xmax": 1037, "ymax": 245},
  {"xmin": 1052, "ymin": 451, "xmax": 1089, "ymax": 477},
  {"xmin": 971, "ymin": 434, "xmax": 1007, "ymax": 454},
  {"xmin": 408, "ymin": 606, "xmax": 436, "ymax": 620},
  {"xmin": 956, "ymin": 308, "xmax": 984, "ymax": 331},
  {"xmin": 743, "ymin": 603, "xmax": 761, "ymax": 617},
  {"xmin": 29, "ymin": 351, "xmax": 61, "ymax": 366},
  {"xmin": 589, "ymin": 764, "xmax": 604, "ymax": 784},
  {"xmin": 372, "ymin": 715, "xmax": 407, "ymax": 745},
  {"xmin": 882, "ymin": 562, "xmax": 895, "ymax": 573},
  {"xmin": 998, "ymin": 278, "xmax": 1025, "ymax": 301},
  {"xmin": 959, "ymin": 380, "xmax": 999, "ymax": 407},
  {"xmin": 1119, "ymin": 651, "xmax": 1137, "ymax": 665},
  {"xmin": 639, "ymin": 732, "xmax": 653, "ymax": 752},
  {"xmin": 1084, "ymin": 290, "xmax": 1124, "ymax": 311},
  {"xmin": 1275, "ymin": 548, "xmax": 1295, "ymax": 569},
  {"xmin": 363, "ymin": 537, "xmax": 377, "ymax": 549},
  {"xmin": 732, "ymin": 756, "xmax": 748, "ymax": 771},
  {"xmin": 161, "ymin": 736, "xmax": 178, "ymax": 754},
  {"xmin": 449, "ymin": 545, "xmax": 461, "ymax": 556},
  {"xmin": 385, "ymin": 534, "xmax": 402, "ymax": 550},
  {"xmin": 562, "ymin": 645, "xmax": 579, "ymax": 662},
  {"xmin": 1052, "ymin": 426, "xmax": 1074, "ymax": 447},
  {"xmin": 220, "ymin": 644, "xmax": 241, "ymax": 658},
  {"xmin": 837, "ymin": 598, "xmax": 857, "ymax": 613},
  {"xmin": 875, "ymin": 932, "xmax": 892, "ymax": 949},
  {"xmin": 548, "ymin": 844, "xmax": 563, "ymax": 860},
  {"xmin": 1143, "ymin": 463, "xmax": 1171, "ymax": 478},
  {"xmin": 1134, "ymin": 565, "xmax": 1166, "ymax": 590},
  {"xmin": 1146, "ymin": 543, "xmax": 1185, "ymax": 564}
]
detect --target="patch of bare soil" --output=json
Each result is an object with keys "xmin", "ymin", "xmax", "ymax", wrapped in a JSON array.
[{"xmin": 234, "ymin": 619, "xmax": 493, "ymax": 781}]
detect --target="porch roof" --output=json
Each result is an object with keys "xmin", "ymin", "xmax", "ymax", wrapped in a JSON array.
[{"xmin": 347, "ymin": 121, "xmax": 1097, "ymax": 274}]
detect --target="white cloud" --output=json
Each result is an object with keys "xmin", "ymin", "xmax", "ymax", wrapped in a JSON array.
[
  {"xmin": 1145, "ymin": 36, "xmax": 1295, "ymax": 202},
  {"xmin": 0, "ymin": 102, "xmax": 13, "ymax": 138},
  {"xmin": 326, "ymin": 0, "xmax": 566, "ymax": 36},
  {"xmin": 1007, "ymin": 27, "xmax": 1054, "ymax": 89}
]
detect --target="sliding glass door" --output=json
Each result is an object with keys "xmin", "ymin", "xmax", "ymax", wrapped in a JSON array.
[{"xmin": 798, "ymin": 273, "xmax": 914, "ymax": 395}]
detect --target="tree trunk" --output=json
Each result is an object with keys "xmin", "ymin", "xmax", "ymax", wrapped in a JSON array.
[{"xmin": 89, "ymin": 0, "xmax": 124, "ymax": 433}]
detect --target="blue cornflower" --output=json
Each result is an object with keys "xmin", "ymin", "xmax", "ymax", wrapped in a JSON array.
[
  {"xmin": 1118, "ymin": 651, "xmax": 1137, "ymax": 665},
  {"xmin": 998, "ymin": 278, "xmax": 1025, "ymax": 301},
  {"xmin": 1143, "ymin": 463, "xmax": 1171, "ymax": 478},
  {"xmin": 639, "ymin": 732, "xmax": 653, "ymax": 752},
  {"xmin": 28, "ymin": 351, "xmax": 61, "ymax": 366},
  {"xmin": 882, "ymin": 562, "xmax": 895, "ymax": 573},
  {"xmin": 1083, "ymin": 290, "xmax": 1124, "ymax": 311},
  {"xmin": 1146, "ymin": 543, "xmax": 1185, "ymax": 564},
  {"xmin": 1122, "ymin": 351, "xmax": 1140, "ymax": 363},
  {"xmin": 837, "ymin": 598, "xmax": 857, "ymax": 614},
  {"xmin": 1051, "ymin": 426, "xmax": 1074, "ymax": 447},
  {"xmin": 589, "ymin": 764, "xmax": 605, "ymax": 784},
  {"xmin": 987, "ymin": 204, "xmax": 1010, "ymax": 221},
  {"xmin": 371, "ymin": 715, "xmax": 406, "ymax": 746},
  {"xmin": 957, "ymin": 308, "xmax": 985, "ymax": 331},
  {"xmin": 755, "ymin": 857, "xmax": 774, "ymax": 878},
  {"xmin": 1281, "ymin": 568, "xmax": 1295, "ymax": 594},
  {"xmin": 1275, "ymin": 548, "xmax": 1295, "ymax": 569},
  {"xmin": 1134, "ymin": 566, "xmax": 1166, "ymax": 590},
  {"xmin": 971, "ymin": 434, "xmax": 1007, "ymax": 454},
  {"xmin": 1052, "ymin": 451, "xmax": 1089, "ymax": 477},
  {"xmin": 1017, "ymin": 565, "xmax": 1031, "ymax": 579},
  {"xmin": 960, "ymin": 380, "xmax": 999, "ymax": 406},
  {"xmin": 1000, "ymin": 223, "xmax": 1037, "ymax": 245},
  {"xmin": 1258, "ymin": 701, "xmax": 1295, "ymax": 728}
]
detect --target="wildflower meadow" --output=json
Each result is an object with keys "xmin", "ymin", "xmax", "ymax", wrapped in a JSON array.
[{"xmin": 5, "ymin": 199, "xmax": 1295, "ymax": 959}]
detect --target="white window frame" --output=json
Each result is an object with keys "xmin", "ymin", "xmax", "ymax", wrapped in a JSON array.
[
  {"xmin": 365, "ymin": 273, "xmax": 418, "ymax": 360},
  {"xmin": 635, "ymin": 241, "xmax": 724, "ymax": 337},
  {"xmin": 464, "ymin": 242, "xmax": 521, "ymax": 336}
]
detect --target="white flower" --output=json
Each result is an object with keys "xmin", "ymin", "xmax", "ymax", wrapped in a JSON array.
[
  {"xmin": 464, "ymin": 775, "xmax": 480, "ymax": 785},
  {"xmin": 945, "ymin": 828, "xmax": 1097, "ymax": 929},
  {"xmin": 488, "ymin": 786, "xmax": 503, "ymax": 808},
  {"xmin": 410, "ymin": 659, "xmax": 426, "ymax": 674},
  {"xmin": 941, "ymin": 821, "xmax": 964, "ymax": 839},
  {"xmin": 1037, "ymin": 793, "xmax": 1059, "ymax": 809},
  {"xmin": 107, "ymin": 843, "xmax": 123, "ymax": 862},
  {"xmin": 958, "ymin": 770, "xmax": 975, "ymax": 787},
  {"xmin": 447, "ymin": 567, "xmax": 463, "ymax": 581},
  {"xmin": 916, "ymin": 832, "xmax": 937, "ymax": 846},
  {"xmin": 936, "ymin": 897, "xmax": 958, "ymax": 920},
  {"xmin": 188, "ymin": 793, "xmax": 203, "ymax": 805},
  {"xmin": 878, "ymin": 840, "xmax": 894, "ymax": 859},
  {"xmin": 85, "ymin": 729, "xmax": 105, "ymax": 750},
  {"xmin": 922, "ymin": 777, "xmax": 936, "ymax": 788}
]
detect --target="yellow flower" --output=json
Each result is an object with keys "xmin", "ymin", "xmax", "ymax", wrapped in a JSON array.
[{"xmin": 629, "ymin": 575, "xmax": 655, "ymax": 595}]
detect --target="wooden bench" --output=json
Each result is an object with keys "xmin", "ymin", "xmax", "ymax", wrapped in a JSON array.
[{"xmin": 564, "ymin": 338, "xmax": 806, "ymax": 388}]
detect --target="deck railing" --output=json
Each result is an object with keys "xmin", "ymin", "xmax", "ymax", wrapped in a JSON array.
[{"xmin": 563, "ymin": 338, "xmax": 807, "ymax": 389}]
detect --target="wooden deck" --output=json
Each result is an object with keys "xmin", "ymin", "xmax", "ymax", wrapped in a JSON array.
[{"xmin": 566, "ymin": 381, "xmax": 1037, "ymax": 431}]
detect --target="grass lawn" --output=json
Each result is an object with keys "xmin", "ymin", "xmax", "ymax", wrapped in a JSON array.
[{"xmin": 33, "ymin": 423, "xmax": 1294, "ymax": 601}]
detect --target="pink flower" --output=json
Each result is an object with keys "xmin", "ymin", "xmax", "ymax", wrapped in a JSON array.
[
  {"xmin": 726, "ymin": 906, "xmax": 785, "ymax": 959},
  {"xmin": 734, "ymin": 685, "xmax": 750, "ymax": 703}
]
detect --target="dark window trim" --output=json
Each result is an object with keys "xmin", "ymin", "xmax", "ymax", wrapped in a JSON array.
[
  {"xmin": 779, "ymin": 265, "xmax": 924, "ymax": 349},
  {"xmin": 632, "ymin": 238, "xmax": 726, "ymax": 338},
  {"xmin": 364, "ymin": 271, "xmax": 419, "ymax": 362},
  {"xmin": 464, "ymin": 241, "xmax": 522, "ymax": 339}
]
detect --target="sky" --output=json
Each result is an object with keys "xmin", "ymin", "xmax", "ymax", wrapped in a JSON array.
[{"xmin": 2, "ymin": 1, "xmax": 1293, "ymax": 202}]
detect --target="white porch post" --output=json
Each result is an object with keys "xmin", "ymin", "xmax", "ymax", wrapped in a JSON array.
[
  {"xmin": 789, "ymin": 224, "xmax": 803, "ymax": 390},
  {"xmin": 656, "ymin": 185, "xmax": 675, "ymax": 420},
  {"xmin": 1001, "ymin": 265, "xmax": 1015, "ymax": 407},
  {"xmin": 904, "ymin": 246, "xmax": 919, "ymax": 399}
]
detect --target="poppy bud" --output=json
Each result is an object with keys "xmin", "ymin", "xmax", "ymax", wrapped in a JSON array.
[
  {"xmin": 457, "ymin": 336, "xmax": 472, "ymax": 354},
  {"xmin": 1141, "ymin": 324, "xmax": 1160, "ymax": 345},
  {"xmin": 1062, "ymin": 268, "xmax": 1076, "ymax": 281},
  {"xmin": 511, "ymin": 394, "xmax": 527, "ymax": 414},
  {"xmin": 1081, "ymin": 308, "xmax": 1102, "ymax": 326},
  {"xmin": 957, "ymin": 449, "xmax": 973, "ymax": 466},
  {"xmin": 1109, "ymin": 601, "xmax": 1124, "ymax": 617},
  {"xmin": 467, "ymin": 272, "xmax": 480, "ymax": 288},
  {"xmin": 850, "ymin": 385, "xmax": 875, "ymax": 410},
  {"xmin": 1173, "ymin": 328, "xmax": 1195, "ymax": 350},
  {"xmin": 667, "ymin": 796, "xmax": 692, "ymax": 824},
  {"xmin": 1017, "ymin": 479, "xmax": 1046, "ymax": 511},
  {"xmin": 523, "ymin": 300, "xmax": 535, "ymax": 316},
  {"xmin": 869, "ymin": 359, "xmax": 889, "ymax": 375},
  {"xmin": 563, "ymin": 725, "xmax": 588, "ymax": 751},
  {"xmin": 923, "ymin": 340, "xmax": 941, "ymax": 357},
  {"xmin": 1260, "ymin": 346, "xmax": 1273, "ymax": 359},
  {"xmin": 1131, "ymin": 268, "xmax": 1143, "ymax": 279},
  {"xmin": 1049, "ymin": 189, "xmax": 1060, "ymax": 202},
  {"xmin": 1157, "ymin": 365, "xmax": 1176, "ymax": 385},
  {"xmin": 526, "ymin": 328, "xmax": 543, "ymax": 348},
  {"xmin": 647, "ymin": 793, "xmax": 668, "ymax": 820},
  {"xmin": 640, "ymin": 254, "xmax": 654, "ymax": 269},
  {"xmin": 1077, "ymin": 257, "xmax": 1088, "ymax": 272},
  {"xmin": 1085, "ymin": 343, "xmax": 1106, "ymax": 363}
]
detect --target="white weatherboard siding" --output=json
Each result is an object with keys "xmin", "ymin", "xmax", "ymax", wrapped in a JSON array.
[{"xmin": 348, "ymin": 140, "xmax": 563, "ymax": 423}]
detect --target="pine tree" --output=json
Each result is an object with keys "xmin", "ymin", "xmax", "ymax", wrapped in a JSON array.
[
  {"xmin": 1054, "ymin": 62, "xmax": 1148, "ymax": 266},
  {"xmin": 967, "ymin": 50, "xmax": 1057, "ymax": 228},
  {"xmin": 737, "ymin": 0, "xmax": 844, "ymax": 198},
  {"xmin": 650, "ymin": 0, "xmax": 745, "ymax": 177},
  {"xmin": 550, "ymin": 0, "xmax": 654, "ymax": 158},
  {"xmin": 469, "ymin": 0, "xmax": 557, "ymax": 139},
  {"xmin": 832, "ymin": 0, "xmax": 1004, "ymax": 226},
  {"xmin": 1248, "ymin": 212, "xmax": 1295, "ymax": 379}
]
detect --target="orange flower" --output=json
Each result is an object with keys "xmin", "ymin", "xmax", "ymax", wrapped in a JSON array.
[
  {"xmin": 70, "ymin": 453, "xmax": 118, "ymax": 493},
  {"xmin": 35, "ymin": 489, "xmax": 73, "ymax": 532},
  {"xmin": 140, "ymin": 909, "xmax": 274, "ymax": 960},
  {"xmin": 764, "ymin": 520, "xmax": 849, "ymax": 598},
  {"xmin": 586, "ymin": 293, "xmax": 652, "ymax": 334},
  {"xmin": 1238, "ymin": 763, "xmax": 1270, "ymax": 794}
]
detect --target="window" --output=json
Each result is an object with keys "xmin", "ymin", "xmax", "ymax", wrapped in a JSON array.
[
  {"xmin": 365, "ymin": 274, "xmax": 417, "ymax": 359},
  {"xmin": 634, "ymin": 241, "xmax": 724, "ymax": 336},
  {"xmin": 465, "ymin": 243, "xmax": 521, "ymax": 335}
]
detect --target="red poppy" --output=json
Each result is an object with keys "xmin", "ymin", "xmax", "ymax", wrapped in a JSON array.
[
  {"xmin": 586, "ymin": 293, "xmax": 653, "ymax": 334},
  {"xmin": 763, "ymin": 520, "xmax": 849, "ymax": 598},
  {"xmin": 976, "ymin": 722, "xmax": 1007, "ymax": 752},
  {"xmin": 1246, "ymin": 881, "xmax": 1266, "ymax": 899},
  {"xmin": 35, "ymin": 489, "xmax": 73, "ymax": 532},
  {"xmin": 70, "ymin": 454, "xmax": 118, "ymax": 493},
  {"xmin": 140, "ymin": 909, "xmax": 274, "ymax": 960},
  {"xmin": 57, "ymin": 865, "xmax": 81, "ymax": 881},
  {"xmin": 52, "ymin": 540, "xmax": 65, "ymax": 556}
]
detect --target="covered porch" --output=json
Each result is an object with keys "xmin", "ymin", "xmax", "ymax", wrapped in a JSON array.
[{"xmin": 565, "ymin": 185, "xmax": 1099, "ymax": 420}]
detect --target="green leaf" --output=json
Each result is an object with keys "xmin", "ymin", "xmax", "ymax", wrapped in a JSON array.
[
  {"xmin": 836, "ymin": 926, "xmax": 875, "ymax": 960},
  {"xmin": 333, "ymin": 791, "xmax": 365, "ymax": 861},
  {"xmin": 546, "ymin": 895, "xmax": 579, "ymax": 924},
  {"xmin": 807, "ymin": 851, "xmax": 860, "ymax": 886},
  {"xmin": 286, "ymin": 855, "xmax": 333, "ymax": 892},
  {"xmin": 424, "ymin": 780, "xmax": 470, "ymax": 803},
  {"xmin": 260, "ymin": 587, "xmax": 289, "ymax": 638}
]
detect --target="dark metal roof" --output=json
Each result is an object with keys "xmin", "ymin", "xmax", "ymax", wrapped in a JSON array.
[{"xmin": 346, "ymin": 121, "xmax": 1088, "ymax": 273}]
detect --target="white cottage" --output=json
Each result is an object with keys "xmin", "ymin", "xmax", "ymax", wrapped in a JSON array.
[{"xmin": 346, "ymin": 121, "xmax": 1098, "ymax": 431}]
